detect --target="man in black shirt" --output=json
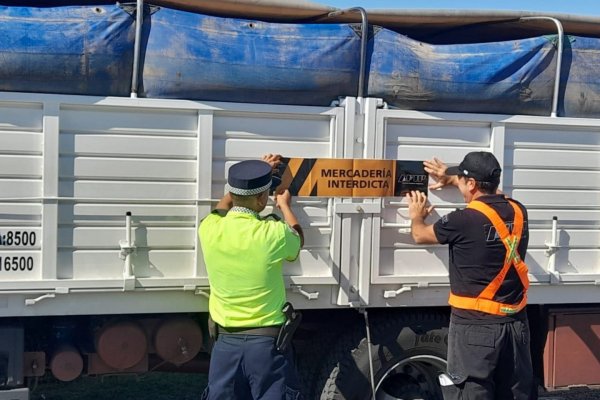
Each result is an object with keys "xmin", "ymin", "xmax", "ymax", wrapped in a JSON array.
[{"xmin": 407, "ymin": 151, "xmax": 534, "ymax": 400}]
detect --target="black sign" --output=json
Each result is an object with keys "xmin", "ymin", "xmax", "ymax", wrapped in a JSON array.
[{"xmin": 394, "ymin": 160, "xmax": 428, "ymax": 196}]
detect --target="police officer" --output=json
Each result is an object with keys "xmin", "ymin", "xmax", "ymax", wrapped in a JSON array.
[
  {"xmin": 407, "ymin": 151, "xmax": 534, "ymax": 400},
  {"xmin": 199, "ymin": 154, "xmax": 304, "ymax": 400}
]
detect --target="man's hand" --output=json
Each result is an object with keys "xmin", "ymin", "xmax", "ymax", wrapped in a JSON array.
[
  {"xmin": 407, "ymin": 190, "xmax": 434, "ymax": 221},
  {"xmin": 275, "ymin": 189, "xmax": 304, "ymax": 247},
  {"xmin": 406, "ymin": 190, "xmax": 439, "ymax": 244},
  {"xmin": 275, "ymin": 189, "xmax": 292, "ymax": 210},
  {"xmin": 262, "ymin": 153, "xmax": 282, "ymax": 172},
  {"xmin": 424, "ymin": 157, "xmax": 456, "ymax": 190}
]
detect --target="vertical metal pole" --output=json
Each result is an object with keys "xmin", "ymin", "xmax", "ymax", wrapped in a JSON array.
[
  {"xmin": 362, "ymin": 309, "xmax": 376, "ymax": 399},
  {"xmin": 130, "ymin": 0, "xmax": 144, "ymax": 98},
  {"xmin": 327, "ymin": 8, "xmax": 368, "ymax": 98},
  {"xmin": 520, "ymin": 17, "xmax": 564, "ymax": 117},
  {"xmin": 124, "ymin": 211, "xmax": 133, "ymax": 278},
  {"xmin": 548, "ymin": 216, "xmax": 558, "ymax": 275}
]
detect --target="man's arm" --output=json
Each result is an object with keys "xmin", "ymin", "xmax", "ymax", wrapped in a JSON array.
[
  {"xmin": 275, "ymin": 189, "xmax": 304, "ymax": 247},
  {"xmin": 407, "ymin": 190, "xmax": 439, "ymax": 245},
  {"xmin": 214, "ymin": 192, "xmax": 233, "ymax": 213},
  {"xmin": 262, "ymin": 153, "xmax": 304, "ymax": 246}
]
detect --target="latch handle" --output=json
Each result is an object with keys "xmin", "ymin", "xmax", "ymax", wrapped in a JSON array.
[{"xmin": 291, "ymin": 285, "xmax": 319, "ymax": 300}]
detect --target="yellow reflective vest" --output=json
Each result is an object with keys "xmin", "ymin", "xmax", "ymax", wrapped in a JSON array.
[{"xmin": 199, "ymin": 210, "xmax": 301, "ymax": 327}]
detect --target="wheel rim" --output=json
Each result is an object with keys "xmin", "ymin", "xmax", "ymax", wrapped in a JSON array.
[{"xmin": 374, "ymin": 355, "xmax": 447, "ymax": 400}]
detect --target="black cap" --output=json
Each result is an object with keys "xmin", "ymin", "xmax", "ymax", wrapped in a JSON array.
[
  {"xmin": 226, "ymin": 160, "xmax": 277, "ymax": 196},
  {"xmin": 446, "ymin": 152, "xmax": 502, "ymax": 183}
]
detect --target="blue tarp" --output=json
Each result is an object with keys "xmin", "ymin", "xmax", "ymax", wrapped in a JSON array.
[
  {"xmin": 0, "ymin": 5, "xmax": 135, "ymax": 96},
  {"xmin": 141, "ymin": 8, "xmax": 361, "ymax": 105},
  {"xmin": 367, "ymin": 30, "xmax": 557, "ymax": 115},
  {"xmin": 1, "ymin": 4, "xmax": 600, "ymax": 117},
  {"xmin": 560, "ymin": 36, "xmax": 600, "ymax": 118}
]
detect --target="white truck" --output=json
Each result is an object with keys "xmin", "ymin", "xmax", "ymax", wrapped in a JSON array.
[{"xmin": 1, "ymin": 1, "xmax": 600, "ymax": 399}]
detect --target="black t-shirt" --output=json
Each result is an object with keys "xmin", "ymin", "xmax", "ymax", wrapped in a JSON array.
[{"xmin": 434, "ymin": 194, "xmax": 529, "ymax": 324}]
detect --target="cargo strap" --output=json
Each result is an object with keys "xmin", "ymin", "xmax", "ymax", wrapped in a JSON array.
[{"xmin": 448, "ymin": 199, "xmax": 529, "ymax": 316}]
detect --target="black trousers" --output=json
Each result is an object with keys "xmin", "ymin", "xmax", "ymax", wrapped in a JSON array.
[{"xmin": 441, "ymin": 316, "xmax": 534, "ymax": 400}]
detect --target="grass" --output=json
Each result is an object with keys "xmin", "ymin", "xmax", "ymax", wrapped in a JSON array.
[
  {"xmin": 28, "ymin": 373, "xmax": 600, "ymax": 400},
  {"xmin": 29, "ymin": 372, "xmax": 208, "ymax": 400}
]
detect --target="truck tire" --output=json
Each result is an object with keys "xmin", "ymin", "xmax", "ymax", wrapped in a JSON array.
[
  {"xmin": 294, "ymin": 320, "xmax": 349, "ymax": 399},
  {"xmin": 316, "ymin": 312, "xmax": 449, "ymax": 400}
]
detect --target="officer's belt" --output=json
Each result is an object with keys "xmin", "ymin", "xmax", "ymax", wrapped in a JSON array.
[{"xmin": 217, "ymin": 325, "xmax": 281, "ymax": 337}]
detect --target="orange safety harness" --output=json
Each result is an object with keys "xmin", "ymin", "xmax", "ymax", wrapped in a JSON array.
[{"xmin": 448, "ymin": 199, "xmax": 530, "ymax": 316}]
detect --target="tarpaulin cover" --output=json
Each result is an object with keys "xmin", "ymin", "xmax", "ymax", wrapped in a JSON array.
[
  {"xmin": 560, "ymin": 36, "xmax": 600, "ymax": 118},
  {"xmin": 0, "ymin": 5, "xmax": 135, "ymax": 96},
  {"xmin": 140, "ymin": 7, "xmax": 361, "ymax": 105},
  {"xmin": 367, "ymin": 29, "xmax": 558, "ymax": 115},
  {"xmin": 2, "ymin": 4, "xmax": 600, "ymax": 117}
]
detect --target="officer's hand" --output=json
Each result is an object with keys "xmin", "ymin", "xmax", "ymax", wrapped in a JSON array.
[
  {"xmin": 407, "ymin": 190, "xmax": 434, "ymax": 220},
  {"xmin": 275, "ymin": 189, "xmax": 292, "ymax": 209},
  {"xmin": 424, "ymin": 157, "xmax": 453, "ymax": 190},
  {"xmin": 262, "ymin": 153, "xmax": 282, "ymax": 172}
]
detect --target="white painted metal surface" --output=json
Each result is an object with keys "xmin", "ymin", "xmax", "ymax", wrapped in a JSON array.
[
  {"xmin": 0, "ymin": 92, "xmax": 344, "ymax": 316},
  {"xmin": 370, "ymin": 109, "xmax": 600, "ymax": 307},
  {"xmin": 2, "ymin": 91, "xmax": 600, "ymax": 315}
]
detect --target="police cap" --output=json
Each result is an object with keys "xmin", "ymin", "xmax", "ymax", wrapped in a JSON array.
[{"xmin": 225, "ymin": 160, "xmax": 279, "ymax": 196}]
